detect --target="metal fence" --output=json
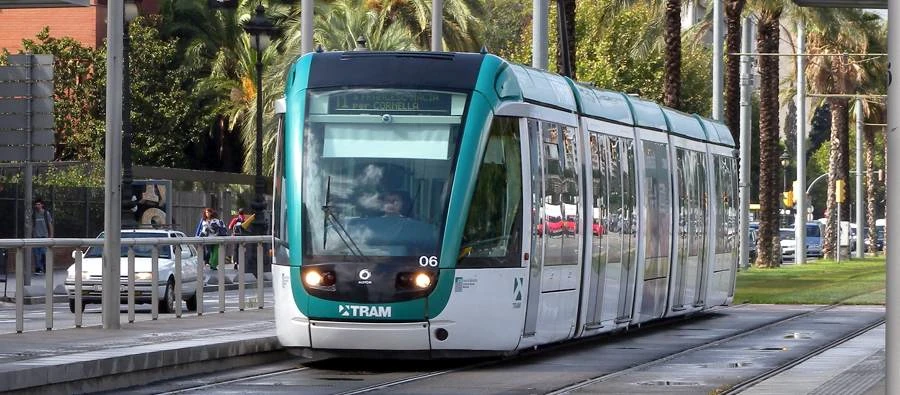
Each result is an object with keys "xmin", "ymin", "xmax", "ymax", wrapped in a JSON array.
[
  {"xmin": 0, "ymin": 235, "xmax": 272, "ymax": 333},
  {"xmin": 0, "ymin": 162, "xmax": 270, "ymax": 274}
]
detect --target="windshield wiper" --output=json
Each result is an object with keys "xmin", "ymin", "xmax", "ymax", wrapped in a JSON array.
[{"xmin": 322, "ymin": 176, "xmax": 366, "ymax": 260}]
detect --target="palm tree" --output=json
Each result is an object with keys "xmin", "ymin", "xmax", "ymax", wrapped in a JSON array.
[
  {"xmin": 750, "ymin": 0, "xmax": 783, "ymax": 268},
  {"xmin": 864, "ymin": 121, "xmax": 877, "ymax": 253},
  {"xmin": 160, "ymin": 0, "xmax": 258, "ymax": 172},
  {"xmin": 555, "ymin": 0, "xmax": 577, "ymax": 78},
  {"xmin": 804, "ymin": 8, "xmax": 876, "ymax": 258},
  {"xmin": 362, "ymin": 0, "xmax": 484, "ymax": 52},
  {"xmin": 724, "ymin": 0, "xmax": 747, "ymax": 144},
  {"xmin": 663, "ymin": 0, "xmax": 681, "ymax": 109}
]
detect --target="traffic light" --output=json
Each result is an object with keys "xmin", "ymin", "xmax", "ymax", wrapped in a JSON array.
[
  {"xmin": 836, "ymin": 179, "xmax": 845, "ymax": 203},
  {"xmin": 782, "ymin": 190, "xmax": 795, "ymax": 208}
]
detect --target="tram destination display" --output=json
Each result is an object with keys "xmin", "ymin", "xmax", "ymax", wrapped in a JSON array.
[{"xmin": 328, "ymin": 91, "xmax": 451, "ymax": 115}]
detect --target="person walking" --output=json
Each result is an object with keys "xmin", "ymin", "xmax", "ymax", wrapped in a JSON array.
[
  {"xmin": 32, "ymin": 198, "xmax": 54, "ymax": 275},
  {"xmin": 228, "ymin": 208, "xmax": 247, "ymax": 236},
  {"xmin": 196, "ymin": 208, "xmax": 226, "ymax": 270}
]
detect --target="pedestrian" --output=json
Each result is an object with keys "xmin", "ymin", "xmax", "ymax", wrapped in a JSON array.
[
  {"xmin": 228, "ymin": 208, "xmax": 247, "ymax": 236},
  {"xmin": 196, "ymin": 208, "xmax": 227, "ymax": 270},
  {"xmin": 32, "ymin": 198, "xmax": 53, "ymax": 275},
  {"xmin": 226, "ymin": 208, "xmax": 246, "ymax": 267}
]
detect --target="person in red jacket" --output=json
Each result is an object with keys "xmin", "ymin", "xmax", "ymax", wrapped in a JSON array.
[{"xmin": 228, "ymin": 208, "xmax": 246, "ymax": 236}]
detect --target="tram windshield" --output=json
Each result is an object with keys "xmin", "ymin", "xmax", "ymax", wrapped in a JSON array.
[{"xmin": 300, "ymin": 89, "xmax": 468, "ymax": 260}]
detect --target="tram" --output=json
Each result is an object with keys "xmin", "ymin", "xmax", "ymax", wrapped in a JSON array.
[{"xmin": 270, "ymin": 50, "xmax": 739, "ymax": 358}]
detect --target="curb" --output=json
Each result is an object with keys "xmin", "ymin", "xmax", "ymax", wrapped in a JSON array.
[{"xmin": 0, "ymin": 335, "xmax": 283, "ymax": 394}]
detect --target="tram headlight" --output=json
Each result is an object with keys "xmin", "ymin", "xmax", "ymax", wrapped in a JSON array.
[
  {"xmin": 304, "ymin": 270, "xmax": 324, "ymax": 287},
  {"xmin": 414, "ymin": 272, "xmax": 432, "ymax": 289},
  {"xmin": 302, "ymin": 269, "xmax": 336, "ymax": 289}
]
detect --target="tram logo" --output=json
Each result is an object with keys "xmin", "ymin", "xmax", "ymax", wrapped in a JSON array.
[
  {"xmin": 338, "ymin": 304, "xmax": 392, "ymax": 318},
  {"xmin": 358, "ymin": 269, "xmax": 373, "ymax": 285},
  {"xmin": 513, "ymin": 277, "xmax": 524, "ymax": 308}
]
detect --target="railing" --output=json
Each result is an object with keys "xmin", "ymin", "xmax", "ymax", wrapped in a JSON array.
[{"xmin": 0, "ymin": 235, "xmax": 272, "ymax": 333}]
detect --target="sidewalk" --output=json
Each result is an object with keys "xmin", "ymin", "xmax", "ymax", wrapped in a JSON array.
[{"xmin": 0, "ymin": 307, "xmax": 282, "ymax": 394}]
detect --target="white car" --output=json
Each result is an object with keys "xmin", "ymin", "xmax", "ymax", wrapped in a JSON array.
[
  {"xmin": 65, "ymin": 229, "xmax": 201, "ymax": 313},
  {"xmin": 780, "ymin": 228, "xmax": 796, "ymax": 262}
]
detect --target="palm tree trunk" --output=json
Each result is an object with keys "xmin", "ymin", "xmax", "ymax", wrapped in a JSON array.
[
  {"xmin": 663, "ymin": 0, "xmax": 681, "ymax": 109},
  {"xmin": 864, "ymin": 124, "xmax": 877, "ymax": 255},
  {"xmin": 822, "ymin": 97, "xmax": 849, "ymax": 258},
  {"xmin": 754, "ymin": 10, "xmax": 781, "ymax": 268},
  {"xmin": 724, "ymin": 0, "xmax": 746, "ymax": 145},
  {"xmin": 555, "ymin": 0, "xmax": 577, "ymax": 79}
]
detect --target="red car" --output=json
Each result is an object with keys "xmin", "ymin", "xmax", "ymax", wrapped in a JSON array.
[
  {"xmin": 592, "ymin": 220, "xmax": 604, "ymax": 236},
  {"xmin": 545, "ymin": 216, "xmax": 564, "ymax": 236},
  {"xmin": 564, "ymin": 216, "xmax": 578, "ymax": 235}
]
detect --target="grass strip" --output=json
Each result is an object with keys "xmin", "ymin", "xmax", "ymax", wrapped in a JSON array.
[{"xmin": 734, "ymin": 256, "xmax": 886, "ymax": 305}]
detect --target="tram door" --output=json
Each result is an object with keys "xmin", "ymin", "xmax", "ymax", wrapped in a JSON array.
[
  {"xmin": 671, "ymin": 147, "xmax": 709, "ymax": 312},
  {"xmin": 523, "ymin": 119, "xmax": 582, "ymax": 341},
  {"xmin": 585, "ymin": 133, "xmax": 639, "ymax": 326}
]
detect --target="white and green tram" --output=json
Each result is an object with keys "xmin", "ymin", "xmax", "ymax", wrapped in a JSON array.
[{"xmin": 271, "ymin": 51, "xmax": 739, "ymax": 358}]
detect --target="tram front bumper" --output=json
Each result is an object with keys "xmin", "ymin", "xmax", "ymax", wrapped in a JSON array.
[{"xmin": 309, "ymin": 320, "xmax": 431, "ymax": 350}]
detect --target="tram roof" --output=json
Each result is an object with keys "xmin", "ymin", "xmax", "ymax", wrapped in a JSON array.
[
  {"xmin": 697, "ymin": 116, "xmax": 736, "ymax": 147},
  {"xmin": 570, "ymin": 83, "xmax": 634, "ymax": 125},
  {"xmin": 502, "ymin": 63, "xmax": 578, "ymax": 112},
  {"xmin": 661, "ymin": 108, "xmax": 708, "ymax": 141},
  {"xmin": 621, "ymin": 95, "xmax": 669, "ymax": 131}
]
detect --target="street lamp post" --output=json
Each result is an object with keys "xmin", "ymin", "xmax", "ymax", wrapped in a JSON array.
[
  {"xmin": 781, "ymin": 152, "xmax": 790, "ymax": 227},
  {"xmin": 122, "ymin": 0, "xmax": 141, "ymax": 229},
  {"xmin": 243, "ymin": 3, "xmax": 275, "ymax": 272}
]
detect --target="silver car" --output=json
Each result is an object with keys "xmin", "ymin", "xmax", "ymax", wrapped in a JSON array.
[{"xmin": 65, "ymin": 229, "xmax": 201, "ymax": 313}]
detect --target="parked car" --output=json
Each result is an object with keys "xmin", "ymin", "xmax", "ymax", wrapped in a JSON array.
[
  {"xmin": 804, "ymin": 222, "xmax": 824, "ymax": 258},
  {"xmin": 780, "ymin": 228, "xmax": 797, "ymax": 262},
  {"xmin": 65, "ymin": 229, "xmax": 201, "ymax": 314},
  {"xmin": 748, "ymin": 228, "xmax": 758, "ymax": 263}
]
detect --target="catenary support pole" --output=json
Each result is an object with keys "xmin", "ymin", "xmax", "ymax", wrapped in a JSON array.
[
  {"xmin": 795, "ymin": 19, "xmax": 807, "ymax": 265},
  {"xmin": 432, "ymin": 0, "xmax": 442, "ymax": 51},
  {"xmin": 738, "ymin": 17, "xmax": 752, "ymax": 269},
  {"xmin": 887, "ymin": 1, "xmax": 898, "ymax": 388},
  {"xmin": 301, "ymin": 0, "xmax": 313, "ymax": 54},
  {"xmin": 712, "ymin": 0, "xmax": 723, "ymax": 120},
  {"xmin": 532, "ymin": 0, "xmax": 548, "ymax": 70},
  {"xmin": 855, "ymin": 98, "xmax": 864, "ymax": 258},
  {"xmin": 103, "ymin": 0, "xmax": 123, "ymax": 330}
]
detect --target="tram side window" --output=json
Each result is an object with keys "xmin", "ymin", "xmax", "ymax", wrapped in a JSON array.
[
  {"xmin": 643, "ymin": 141, "xmax": 672, "ymax": 278},
  {"xmin": 459, "ymin": 116, "xmax": 523, "ymax": 268},
  {"xmin": 272, "ymin": 113, "xmax": 287, "ymax": 245}
]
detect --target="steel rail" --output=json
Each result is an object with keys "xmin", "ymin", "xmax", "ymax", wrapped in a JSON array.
[
  {"xmin": 721, "ymin": 318, "xmax": 886, "ymax": 394},
  {"xmin": 154, "ymin": 365, "xmax": 310, "ymax": 395},
  {"xmin": 545, "ymin": 303, "xmax": 847, "ymax": 395}
]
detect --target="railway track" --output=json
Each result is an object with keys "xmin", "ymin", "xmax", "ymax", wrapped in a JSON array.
[{"xmin": 130, "ymin": 304, "xmax": 884, "ymax": 395}]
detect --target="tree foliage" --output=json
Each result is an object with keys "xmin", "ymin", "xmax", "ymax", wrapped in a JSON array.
[
  {"xmin": 129, "ymin": 15, "xmax": 216, "ymax": 168},
  {"xmin": 576, "ymin": 1, "xmax": 711, "ymax": 115},
  {"xmin": 5, "ymin": 28, "xmax": 107, "ymax": 162}
]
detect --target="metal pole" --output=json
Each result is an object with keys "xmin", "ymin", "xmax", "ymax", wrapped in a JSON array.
[
  {"xmin": 301, "ymin": 0, "xmax": 313, "ymax": 54},
  {"xmin": 738, "ymin": 17, "xmax": 752, "ymax": 269},
  {"xmin": 122, "ymin": 20, "xmax": 135, "ymax": 229},
  {"xmin": 532, "ymin": 0, "xmax": 548, "ymax": 70},
  {"xmin": 251, "ymin": 43, "xmax": 268, "ymax": 256},
  {"xmin": 888, "ymin": 1, "xmax": 899, "ymax": 391},
  {"xmin": 836, "ymin": 202, "xmax": 841, "ymax": 263},
  {"xmin": 712, "ymin": 0, "xmax": 723, "ymax": 120},
  {"xmin": 855, "ymin": 99, "xmax": 864, "ymax": 258},
  {"xmin": 795, "ymin": 19, "xmax": 807, "ymax": 265},
  {"xmin": 103, "ymin": 0, "xmax": 124, "ymax": 330},
  {"xmin": 432, "ymin": 0, "xmax": 443, "ymax": 51},
  {"xmin": 24, "ymin": 54, "xmax": 33, "ymax": 286}
]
